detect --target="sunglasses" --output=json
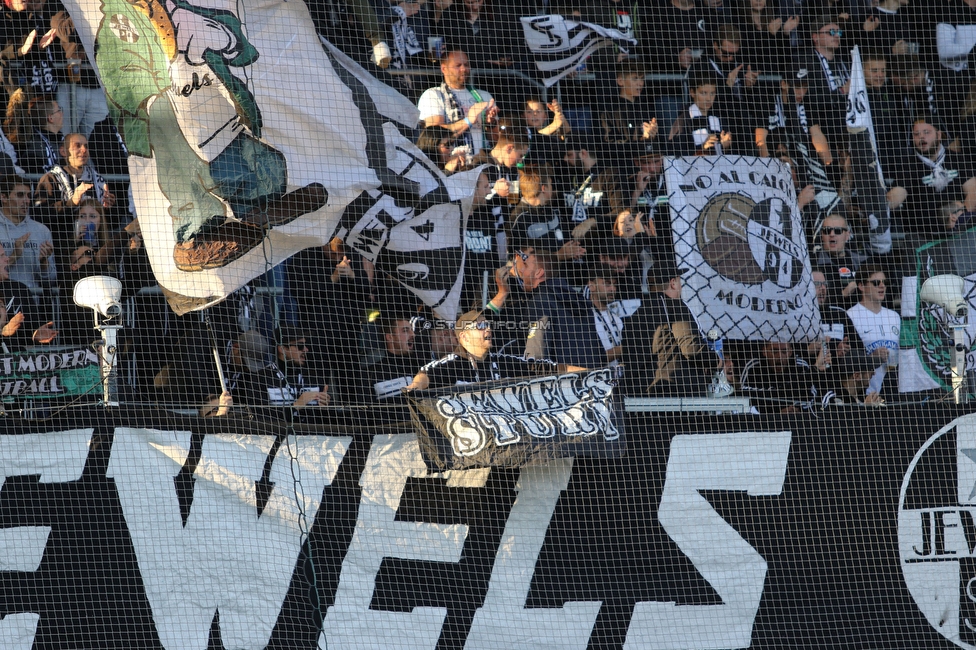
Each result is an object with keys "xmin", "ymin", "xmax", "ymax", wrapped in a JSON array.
[
  {"xmin": 823, "ymin": 227, "xmax": 849, "ymax": 235},
  {"xmin": 866, "ymin": 279, "xmax": 886, "ymax": 287},
  {"xmin": 820, "ymin": 29, "xmax": 843, "ymax": 37}
]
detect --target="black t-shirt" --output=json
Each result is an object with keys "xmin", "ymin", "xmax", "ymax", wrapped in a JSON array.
[
  {"xmin": 804, "ymin": 49, "xmax": 851, "ymax": 143},
  {"xmin": 421, "ymin": 350, "xmax": 558, "ymax": 388},
  {"xmin": 462, "ymin": 203, "xmax": 502, "ymax": 311},
  {"xmin": 554, "ymin": 164, "xmax": 618, "ymax": 226},
  {"xmin": 0, "ymin": 7, "xmax": 61, "ymax": 94},
  {"xmin": 523, "ymin": 129, "xmax": 563, "ymax": 168},
  {"xmin": 738, "ymin": 356, "xmax": 816, "ymax": 413},
  {"xmin": 508, "ymin": 201, "xmax": 567, "ymax": 255},
  {"xmin": 814, "ymin": 249, "xmax": 867, "ymax": 310},
  {"xmin": 600, "ymin": 94, "xmax": 657, "ymax": 145},
  {"xmin": 621, "ymin": 292, "xmax": 708, "ymax": 397},
  {"xmin": 641, "ymin": 2, "xmax": 707, "ymax": 74},
  {"xmin": 894, "ymin": 148, "xmax": 974, "ymax": 238},
  {"xmin": 0, "ymin": 279, "xmax": 43, "ymax": 351},
  {"xmin": 856, "ymin": 6, "xmax": 914, "ymax": 55},
  {"xmin": 369, "ymin": 351, "xmax": 426, "ymax": 402},
  {"xmin": 866, "ymin": 85, "xmax": 911, "ymax": 184}
]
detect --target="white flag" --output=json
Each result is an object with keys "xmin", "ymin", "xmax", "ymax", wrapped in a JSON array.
[
  {"xmin": 60, "ymin": 0, "xmax": 472, "ymax": 318},
  {"xmin": 846, "ymin": 45, "xmax": 891, "ymax": 254}
]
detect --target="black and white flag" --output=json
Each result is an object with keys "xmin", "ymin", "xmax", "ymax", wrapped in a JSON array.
[
  {"xmin": 409, "ymin": 369, "xmax": 625, "ymax": 470},
  {"xmin": 665, "ymin": 155, "xmax": 821, "ymax": 342},
  {"xmin": 520, "ymin": 15, "xmax": 637, "ymax": 87},
  {"xmin": 847, "ymin": 45, "xmax": 892, "ymax": 255}
]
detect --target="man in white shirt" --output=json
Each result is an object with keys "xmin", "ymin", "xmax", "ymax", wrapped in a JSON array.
[
  {"xmin": 417, "ymin": 49, "xmax": 498, "ymax": 155},
  {"xmin": 0, "ymin": 177, "xmax": 55, "ymax": 293},
  {"xmin": 846, "ymin": 262, "xmax": 901, "ymax": 398}
]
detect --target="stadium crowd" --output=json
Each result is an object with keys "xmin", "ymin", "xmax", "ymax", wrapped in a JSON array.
[{"xmin": 0, "ymin": 0, "xmax": 970, "ymax": 416}]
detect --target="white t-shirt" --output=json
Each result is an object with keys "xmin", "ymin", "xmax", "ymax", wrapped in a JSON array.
[
  {"xmin": 847, "ymin": 303, "xmax": 901, "ymax": 394},
  {"xmin": 417, "ymin": 85, "xmax": 493, "ymax": 154}
]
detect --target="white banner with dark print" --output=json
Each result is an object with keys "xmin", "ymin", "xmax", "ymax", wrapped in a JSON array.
[
  {"xmin": 408, "ymin": 369, "xmax": 624, "ymax": 470},
  {"xmin": 664, "ymin": 155, "xmax": 821, "ymax": 342},
  {"xmin": 63, "ymin": 0, "xmax": 472, "ymax": 319}
]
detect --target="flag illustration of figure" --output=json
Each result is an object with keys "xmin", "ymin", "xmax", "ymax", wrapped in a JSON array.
[
  {"xmin": 96, "ymin": 0, "xmax": 327, "ymax": 271},
  {"xmin": 65, "ymin": 0, "xmax": 473, "ymax": 317}
]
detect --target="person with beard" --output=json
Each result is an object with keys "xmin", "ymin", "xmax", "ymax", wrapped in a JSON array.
[
  {"xmin": 417, "ymin": 49, "xmax": 498, "ymax": 156},
  {"xmin": 888, "ymin": 118, "xmax": 976, "ymax": 242},
  {"xmin": 814, "ymin": 212, "xmax": 867, "ymax": 308},
  {"xmin": 818, "ymin": 351, "xmax": 886, "ymax": 406},
  {"xmin": 591, "ymin": 236, "xmax": 643, "ymax": 311},
  {"xmin": 238, "ymin": 326, "xmax": 330, "ymax": 421},
  {"xmin": 623, "ymin": 141, "xmax": 668, "ymax": 218},
  {"xmin": 199, "ymin": 329, "xmax": 271, "ymax": 417},
  {"xmin": 368, "ymin": 315, "xmax": 426, "ymax": 402},
  {"xmin": 556, "ymin": 136, "xmax": 621, "ymax": 230}
]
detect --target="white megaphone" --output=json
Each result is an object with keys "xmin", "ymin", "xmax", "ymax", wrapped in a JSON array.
[{"xmin": 920, "ymin": 274, "xmax": 968, "ymax": 319}]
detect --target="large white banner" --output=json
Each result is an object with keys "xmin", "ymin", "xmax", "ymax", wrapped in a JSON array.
[
  {"xmin": 665, "ymin": 156, "xmax": 821, "ymax": 341},
  {"xmin": 62, "ymin": 0, "xmax": 473, "ymax": 317}
]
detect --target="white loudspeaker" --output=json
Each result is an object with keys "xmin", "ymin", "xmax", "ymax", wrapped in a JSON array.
[{"xmin": 920, "ymin": 274, "xmax": 968, "ymax": 319}]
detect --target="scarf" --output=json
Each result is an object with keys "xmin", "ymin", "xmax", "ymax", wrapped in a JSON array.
[
  {"xmin": 816, "ymin": 51, "xmax": 849, "ymax": 93},
  {"xmin": 917, "ymin": 145, "xmax": 958, "ymax": 192}
]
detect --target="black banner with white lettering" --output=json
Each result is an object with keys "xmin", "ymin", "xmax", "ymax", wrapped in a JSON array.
[
  {"xmin": 408, "ymin": 369, "xmax": 624, "ymax": 470},
  {"xmin": 1, "ymin": 406, "xmax": 976, "ymax": 648}
]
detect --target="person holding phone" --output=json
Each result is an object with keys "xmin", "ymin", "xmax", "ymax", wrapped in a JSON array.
[{"xmin": 55, "ymin": 199, "xmax": 117, "ymax": 345}]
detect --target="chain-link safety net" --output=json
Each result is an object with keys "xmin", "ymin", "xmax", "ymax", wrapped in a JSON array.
[{"xmin": 0, "ymin": 0, "xmax": 974, "ymax": 648}]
